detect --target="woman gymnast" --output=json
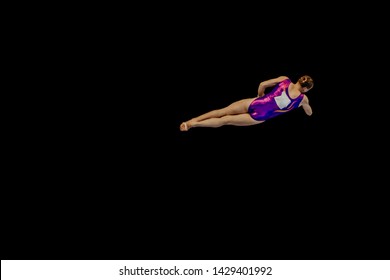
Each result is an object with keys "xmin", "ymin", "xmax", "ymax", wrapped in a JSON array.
[{"xmin": 179, "ymin": 75, "xmax": 314, "ymax": 131}]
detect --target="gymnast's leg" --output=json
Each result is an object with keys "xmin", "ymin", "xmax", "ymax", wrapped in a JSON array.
[
  {"xmin": 187, "ymin": 113, "xmax": 263, "ymax": 129},
  {"xmin": 180, "ymin": 98, "xmax": 259, "ymax": 131}
]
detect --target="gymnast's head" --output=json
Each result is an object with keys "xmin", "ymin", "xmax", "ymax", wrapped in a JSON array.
[{"xmin": 298, "ymin": 75, "xmax": 314, "ymax": 93}]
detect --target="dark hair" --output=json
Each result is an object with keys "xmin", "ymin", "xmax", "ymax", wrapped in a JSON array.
[{"xmin": 298, "ymin": 75, "xmax": 314, "ymax": 90}]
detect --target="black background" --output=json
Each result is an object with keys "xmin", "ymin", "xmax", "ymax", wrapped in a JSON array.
[{"xmin": 3, "ymin": 4, "xmax": 389, "ymax": 260}]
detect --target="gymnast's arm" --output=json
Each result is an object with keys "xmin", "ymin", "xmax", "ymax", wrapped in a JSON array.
[
  {"xmin": 300, "ymin": 95, "xmax": 313, "ymax": 116},
  {"xmin": 257, "ymin": 76, "xmax": 289, "ymax": 97}
]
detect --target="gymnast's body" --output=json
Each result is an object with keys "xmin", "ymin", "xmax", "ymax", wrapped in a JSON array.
[{"xmin": 179, "ymin": 75, "xmax": 314, "ymax": 131}]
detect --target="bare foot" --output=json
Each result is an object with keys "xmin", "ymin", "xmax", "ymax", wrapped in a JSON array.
[{"xmin": 180, "ymin": 122, "xmax": 190, "ymax": 131}]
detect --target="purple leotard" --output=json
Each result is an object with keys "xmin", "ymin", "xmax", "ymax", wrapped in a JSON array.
[{"xmin": 248, "ymin": 79, "xmax": 304, "ymax": 121}]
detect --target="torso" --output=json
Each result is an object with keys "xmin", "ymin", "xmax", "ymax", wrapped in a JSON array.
[{"xmin": 248, "ymin": 78, "xmax": 304, "ymax": 121}]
